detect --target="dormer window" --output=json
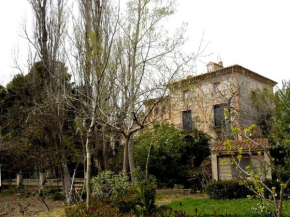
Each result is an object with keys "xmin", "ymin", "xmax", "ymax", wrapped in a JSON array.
[
  {"xmin": 207, "ymin": 64, "xmax": 213, "ymax": 72},
  {"xmin": 207, "ymin": 61, "xmax": 224, "ymax": 72}
]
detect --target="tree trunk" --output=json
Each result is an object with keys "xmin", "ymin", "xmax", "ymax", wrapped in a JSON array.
[
  {"xmin": 85, "ymin": 136, "xmax": 91, "ymax": 209},
  {"xmin": 146, "ymin": 140, "xmax": 153, "ymax": 176},
  {"xmin": 94, "ymin": 158, "xmax": 102, "ymax": 172},
  {"xmin": 61, "ymin": 156, "xmax": 72, "ymax": 205},
  {"xmin": 123, "ymin": 136, "xmax": 129, "ymax": 173},
  {"xmin": 103, "ymin": 133, "xmax": 108, "ymax": 171},
  {"xmin": 128, "ymin": 135, "xmax": 136, "ymax": 182},
  {"xmin": 277, "ymin": 207, "xmax": 281, "ymax": 217},
  {"xmin": 85, "ymin": 117, "xmax": 95, "ymax": 209}
]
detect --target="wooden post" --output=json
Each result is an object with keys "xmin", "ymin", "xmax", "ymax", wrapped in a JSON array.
[
  {"xmin": 39, "ymin": 173, "xmax": 45, "ymax": 185},
  {"xmin": 211, "ymin": 153, "xmax": 219, "ymax": 181},
  {"xmin": 39, "ymin": 173, "xmax": 45, "ymax": 191},
  {"xmin": 0, "ymin": 164, "xmax": 1, "ymax": 187},
  {"xmin": 16, "ymin": 173, "xmax": 22, "ymax": 187}
]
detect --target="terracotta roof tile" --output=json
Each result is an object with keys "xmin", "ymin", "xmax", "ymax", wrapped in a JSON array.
[{"xmin": 211, "ymin": 138, "xmax": 270, "ymax": 152}]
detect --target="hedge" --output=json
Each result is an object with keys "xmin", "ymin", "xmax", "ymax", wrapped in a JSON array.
[{"xmin": 206, "ymin": 181, "xmax": 252, "ymax": 199}]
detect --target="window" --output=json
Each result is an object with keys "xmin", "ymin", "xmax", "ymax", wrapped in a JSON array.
[
  {"xmin": 182, "ymin": 110, "xmax": 193, "ymax": 131},
  {"xmin": 154, "ymin": 107, "xmax": 159, "ymax": 116},
  {"xmin": 195, "ymin": 116, "xmax": 200, "ymax": 123},
  {"xmin": 213, "ymin": 103, "xmax": 227, "ymax": 127},
  {"xmin": 231, "ymin": 157, "xmax": 251, "ymax": 179},
  {"xmin": 147, "ymin": 109, "xmax": 152, "ymax": 120},
  {"xmin": 214, "ymin": 82, "xmax": 220, "ymax": 92},
  {"xmin": 251, "ymin": 91, "xmax": 256, "ymax": 98},
  {"xmin": 183, "ymin": 90, "xmax": 190, "ymax": 100},
  {"xmin": 161, "ymin": 106, "xmax": 166, "ymax": 119}
]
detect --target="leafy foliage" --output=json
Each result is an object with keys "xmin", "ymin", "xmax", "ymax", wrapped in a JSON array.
[
  {"xmin": 182, "ymin": 130, "xmax": 210, "ymax": 167},
  {"xmin": 74, "ymin": 171, "xmax": 159, "ymax": 216},
  {"xmin": 206, "ymin": 181, "xmax": 252, "ymax": 199},
  {"xmin": 134, "ymin": 186, "xmax": 157, "ymax": 216},
  {"xmin": 251, "ymin": 88, "xmax": 275, "ymax": 136},
  {"xmin": 0, "ymin": 64, "xmax": 82, "ymax": 179},
  {"xmin": 92, "ymin": 171, "xmax": 131, "ymax": 201},
  {"xmin": 134, "ymin": 122, "xmax": 210, "ymax": 186},
  {"xmin": 271, "ymin": 80, "xmax": 290, "ymax": 180},
  {"xmin": 133, "ymin": 170, "xmax": 158, "ymax": 216},
  {"xmin": 134, "ymin": 122, "xmax": 187, "ymax": 185}
]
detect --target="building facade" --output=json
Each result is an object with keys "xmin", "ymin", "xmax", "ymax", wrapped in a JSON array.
[
  {"xmin": 145, "ymin": 62, "xmax": 276, "ymax": 140},
  {"xmin": 144, "ymin": 61, "xmax": 276, "ymax": 180}
]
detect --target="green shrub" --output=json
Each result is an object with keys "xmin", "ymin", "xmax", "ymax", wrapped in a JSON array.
[
  {"xmin": 90, "ymin": 170, "xmax": 159, "ymax": 215},
  {"xmin": 92, "ymin": 171, "xmax": 135, "ymax": 214},
  {"xmin": 135, "ymin": 171, "xmax": 157, "ymax": 206},
  {"xmin": 92, "ymin": 171, "xmax": 131, "ymax": 202},
  {"xmin": 263, "ymin": 179, "xmax": 290, "ymax": 199},
  {"xmin": 133, "ymin": 171, "xmax": 159, "ymax": 216},
  {"xmin": 206, "ymin": 181, "xmax": 252, "ymax": 199},
  {"xmin": 134, "ymin": 122, "xmax": 190, "ymax": 185},
  {"xmin": 117, "ymin": 189, "xmax": 136, "ymax": 214},
  {"xmin": 134, "ymin": 186, "xmax": 158, "ymax": 216}
]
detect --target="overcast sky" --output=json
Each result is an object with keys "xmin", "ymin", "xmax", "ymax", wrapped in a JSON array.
[{"xmin": 1, "ymin": 0, "xmax": 290, "ymax": 88}]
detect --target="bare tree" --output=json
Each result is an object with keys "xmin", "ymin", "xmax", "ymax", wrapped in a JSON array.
[
  {"xmin": 68, "ymin": 0, "xmax": 119, "ymax": 208},
  {"xmin": 96, "ymin": 0, "xmax": 196, "ymax": 180},
  {"xmin": 21, "ymin": 0, "xmax": 74, "ymax": 205}
]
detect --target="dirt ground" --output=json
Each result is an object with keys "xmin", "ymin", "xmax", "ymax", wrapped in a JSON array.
[
  {"xmin": 0, "ymin": 194, "xmax": 65, "ymax": 217},
  {"xmin": 0, "ymin": 190, "xmax": 207, "ymax": 217}
]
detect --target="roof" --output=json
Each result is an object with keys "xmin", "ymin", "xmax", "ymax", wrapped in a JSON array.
[
  {"xmin": 211, "ymin": 138, "xmax": 270, "ymax": 152},
  {"xmin": 143, "ymin": 95, "xmax": 169, "ymax": 105},
  {"xmin": 170, "ymin": 64, "xmax": 277, "ymax": 87}
]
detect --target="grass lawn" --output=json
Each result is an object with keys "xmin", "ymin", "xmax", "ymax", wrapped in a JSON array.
[{"xmin": 167, "ymin": 197, "xmax": 290, "ymax": 216}]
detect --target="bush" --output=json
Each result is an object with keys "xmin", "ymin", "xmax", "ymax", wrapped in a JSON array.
[
  {"xmin": 134, "ymin": 122, "xmax": 189, "ymax": 185},
  {"xmin": 133, "ymin": 171, "xmax": 158, "ymax": 216},
  {"xmin": 89, "ymin": 170, "xmax": 159, "ymax": 215},
  {"xmin": 263, "ymin": 179, "xmax": 290, "ymax": 199},
  {"xmin": 206, "ymin": 181, "xmax": 252, "ymax": 199},
  {"xmin": 117, "ymin": 171, "xmax": 158, "ymax": 215},
  {"xmin": 92, "ymin": 171, "xmax": 131, "ymax": 202},
  {"xmin": 135, "ymin": 171, "xmax": 157, "ymax": 205},
  {"xmin": 134, "ymin": 122, "xmax": 210, "ymax": 187}
]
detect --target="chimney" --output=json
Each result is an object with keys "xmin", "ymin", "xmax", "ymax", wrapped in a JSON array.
[{"xmin": 218, "ymin": 61, "xmax": 223, "ymax": 67}]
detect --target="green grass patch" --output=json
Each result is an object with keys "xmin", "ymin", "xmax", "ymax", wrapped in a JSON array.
[
  {"xmin": 19, "ymin": 192, "xmax": 31, "ymax": 198},
  {"xmin": 0, "ymin": 190, "xmax": 12, "ymax": 198},
  {"xmin": 167, "ymin": 197, "xmax": 290, "ymax": 216}
]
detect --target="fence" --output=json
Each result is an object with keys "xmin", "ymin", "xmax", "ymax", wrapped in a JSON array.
[{"xmin": 1, "ymin": 173, "xmax": 84, "ymax": 191}]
